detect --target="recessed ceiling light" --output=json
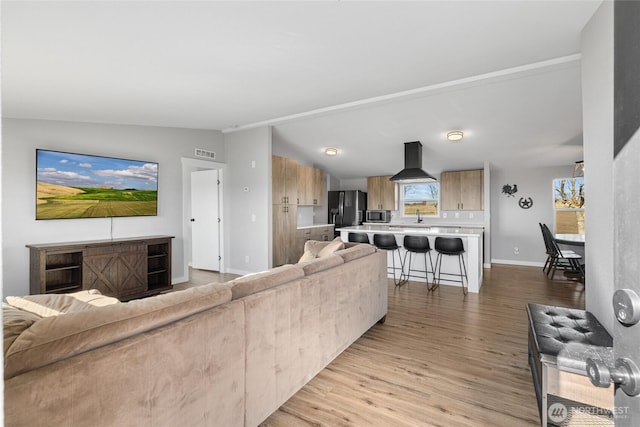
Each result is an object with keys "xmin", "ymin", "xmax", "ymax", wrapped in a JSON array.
[
  {"xmin": 446, "ymin": 131, "xmax": 464, "ymax": 142},
  {"xmin": 325, "ymin": 147, "xmax": 338, "ymax": 156}
]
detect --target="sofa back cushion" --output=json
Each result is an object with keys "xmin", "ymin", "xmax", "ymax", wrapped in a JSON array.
[
  {"xmin": 298, "ymin": 253, "xmax": 344, "ymax": 276},
  {"xmin": 228, "ymin": 264, "xmax": 304, "ymax": 300},
  {"xmin": 334, "ymin": 244, "xmax": 376, "ymax": 263},
  {"xmin": 4, "ymin": 283, "xmax": 232, "ymax": 379}
]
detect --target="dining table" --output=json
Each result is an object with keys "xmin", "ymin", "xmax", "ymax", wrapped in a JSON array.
[{"xmin": 555, "ymin": 233, "xmax": 585, "ymax": 280}]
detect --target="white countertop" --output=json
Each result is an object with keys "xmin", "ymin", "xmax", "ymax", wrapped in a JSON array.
[
  {"xmin": 297, "ymin": 223, "xmax": 334, "ymax": 230},
  {"xmin": 338, "ymin": 224, "xmax": 483, "ymax": 237},
  {"xmin": 362, "ymin": 222, "xmax": 485, "ymax": 229}
]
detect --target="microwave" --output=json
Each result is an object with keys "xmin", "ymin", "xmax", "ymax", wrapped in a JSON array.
[{"xmin": 366, "ymin": 210, "xmax": 391, "ymax": 223}]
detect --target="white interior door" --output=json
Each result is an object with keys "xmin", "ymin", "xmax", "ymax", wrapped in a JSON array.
[{"xmin": 191, "ymin": 169, "xmax": 220, "ymax": 271}]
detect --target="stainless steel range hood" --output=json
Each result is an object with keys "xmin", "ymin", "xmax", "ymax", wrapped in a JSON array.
[{"xmin": 389, "ymin": 141, "xmax": 436, "ymax": 183}]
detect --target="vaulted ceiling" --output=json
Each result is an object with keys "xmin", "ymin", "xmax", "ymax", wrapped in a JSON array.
[{"xmin": 2, "ymin": 1, "xmax": 602, "ymax": 179}]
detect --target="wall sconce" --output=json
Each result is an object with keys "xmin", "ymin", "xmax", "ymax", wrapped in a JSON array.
[
  {"xmin": 325, "ymin": 147, "xmax": 338, "ymax": 156},
  {"xmin": 573, "ymin": 160, "xmax": 584, "ymax": 177},
  {"xmin": 446, "ymin": 131, "xmax": 464, "ymax": 142}
]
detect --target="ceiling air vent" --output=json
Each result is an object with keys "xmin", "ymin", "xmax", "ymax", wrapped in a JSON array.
[{"xmin": 195, "ymin": 148, "xmax": 216, "ymax": 160}]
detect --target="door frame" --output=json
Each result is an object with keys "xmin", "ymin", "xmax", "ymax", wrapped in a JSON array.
[{"xmin": 181, "ymin": 157, "xmax": 226, "ymax": 281}]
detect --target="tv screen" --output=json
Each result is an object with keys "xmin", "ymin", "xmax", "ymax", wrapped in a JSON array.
[{"xmin": 36, "ymin": 149, "xmax": 158, "ymax": 220}]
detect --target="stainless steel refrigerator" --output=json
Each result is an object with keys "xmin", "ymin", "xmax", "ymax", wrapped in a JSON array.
[{"xmin": 328, "ymin": 190, "xmax": 367, "ymax": 235}]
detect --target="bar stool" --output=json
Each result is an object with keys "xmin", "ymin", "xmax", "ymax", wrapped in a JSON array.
[
  {"xmin": 373, "ymin": 234, "xmax": 407, "ymax": 286},
  {"xmin": 434, "ymin": 237, "xmax": 468, "ymax": 295},
  {"xmin": 402, "ymin": 235, "xmax": 435, "ymax": 291},
  {"xmin": 348, "ymin": 232, "xmax": 370, "ymax": 244}
]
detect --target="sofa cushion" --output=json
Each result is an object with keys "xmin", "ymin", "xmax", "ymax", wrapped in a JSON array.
[
  {"xmin": 228, "ymin": 264, "xmax": 304, "ymax": 300},
  {"xmin": 3, "ymin": 304, "xmax": 42, "ymax": 357},
  {"xmin": 298, "ymin": 253, "xmax": 344, "ymax": 276},
  {"xmin": 4, "ymin": 282, "xmax": 232, "ymax": 379},
  {"xmin": 6, "ymin": 290, "xmax": 119, "ymax": 318},
  {"xmin": 334, "ymin": 244, "xmax": 376, "ymax": 263}
]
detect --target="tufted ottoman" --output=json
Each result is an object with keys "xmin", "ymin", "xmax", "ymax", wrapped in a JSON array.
[{"xmin": 526, "ymin": 303, "xmax": 614, "ymax": 426}]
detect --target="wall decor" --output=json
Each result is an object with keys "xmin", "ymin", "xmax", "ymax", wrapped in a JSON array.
[
  {"xmin": 36, "ymin": 149, "xmax": 159, "ymax": 220},
  {"xmin": 519, "ymin": 197, "xmax": 533, "ymax": 209},
  {"xmin": 502, "ymin": 184, "xmax": 518, "ymax": 197}
]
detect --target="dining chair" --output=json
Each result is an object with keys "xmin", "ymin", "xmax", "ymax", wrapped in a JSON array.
[{"xmin": 540, "ymin": 223, "xmax": 583, "ymax": 280}]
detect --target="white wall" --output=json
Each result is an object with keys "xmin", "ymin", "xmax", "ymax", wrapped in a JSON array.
[
  {"xmin": 490, "ymin": 165, "xmax": 574, "ymax": 265},
  {"xmin": 1, "ymin": 118, "xmax": 224, "ymax": 296},
  {"xmin": 581, "ymin": 2, "xmax": 614, "ymax": 332},
  {"xmin": 340, "ymin": 178, "xmax": 367, "ymax": 192},
  {"xmin": 223, "ymin": 126, "xmax": 271, "ymax": 274}
]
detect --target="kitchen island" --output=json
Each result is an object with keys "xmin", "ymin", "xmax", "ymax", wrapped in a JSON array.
[{"xmin": 338, "ymin": 225, "xmax": 484, "ymax": 292}]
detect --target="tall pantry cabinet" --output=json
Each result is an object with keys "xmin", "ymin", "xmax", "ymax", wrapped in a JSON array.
[{"xmin": 272, "ymin": 156, "xmax": 298, "ymax": 266}]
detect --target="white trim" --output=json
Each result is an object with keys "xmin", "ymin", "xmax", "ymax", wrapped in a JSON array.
[
  {"xmin": 491, "ymin": 259, "xmax": 546, "ymax": 267},
  {"xmin": 483, "ymin": 263, "xmax": 492, "ymax": 269},
  {"xmin": 226, "ymin": 268, "xmax": 254, "ymax": 276},
  {"xmin": 223, "ymin": 54, "xmax": 581, "ymax": 133},
  {"xmin": 171, "ymin": 275, "xmax": 189, "ymax": 285}
]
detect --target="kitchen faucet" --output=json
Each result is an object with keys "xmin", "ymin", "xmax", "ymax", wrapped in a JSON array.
[{"xmin": 416, "ymin": 209, "xmax": 423, "ymax": 223}]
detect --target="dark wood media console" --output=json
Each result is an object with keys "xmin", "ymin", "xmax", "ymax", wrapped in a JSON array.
[{"xmin": 27, "ymin": 235, "xmax": 173, "ymax": 301}]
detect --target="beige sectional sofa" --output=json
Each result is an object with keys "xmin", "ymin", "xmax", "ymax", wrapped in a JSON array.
[{"xmin": 4, "ymin": 241, "xmax": 387, "ymax": 427}]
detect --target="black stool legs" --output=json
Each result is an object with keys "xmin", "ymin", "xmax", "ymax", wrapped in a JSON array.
[
  {"xmin": 373, "ymin": 234, "xmax": 407, "ymax": 286},
  {"xmin": 402, "ymin": 235, "xmax": 435, "ymax": 291},
  {"xmin": 434, "ymin": 237, "xmax": 468, "ymax": 295}
]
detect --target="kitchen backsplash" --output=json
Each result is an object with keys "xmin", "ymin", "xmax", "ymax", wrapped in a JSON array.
[
  {"xmin": 296, "ymin": 205, "xmax": 484, "ymax": 227},
  {"xmin": 387, "ymin": 210, "xmax": 485, "ymax": 226}
]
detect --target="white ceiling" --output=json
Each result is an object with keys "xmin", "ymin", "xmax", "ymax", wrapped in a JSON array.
[{"xmin": 2, "ymin": 1, "xmax": 602, "ymax": 179}]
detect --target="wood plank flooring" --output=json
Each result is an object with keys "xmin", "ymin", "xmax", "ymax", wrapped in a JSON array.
[{"xmin": 182, "ymin": 265, "xmax": 585, "ymax": 427}]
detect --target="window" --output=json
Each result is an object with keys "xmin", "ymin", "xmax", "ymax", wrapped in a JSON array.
[
  {"xmin": 401, "ymin": 182, "xmax": 440, "ymax": 217},
  {"xmin": 553, "ymin": 178, "xmax": 585, "ymax": 234}
]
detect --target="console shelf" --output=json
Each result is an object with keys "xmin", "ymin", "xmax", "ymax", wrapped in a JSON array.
[{"xmin": 28, "ymin": 235, "xmax": 174, "ymax": 301}]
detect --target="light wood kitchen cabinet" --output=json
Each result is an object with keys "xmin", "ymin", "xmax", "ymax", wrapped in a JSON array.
[
  {"xmin": 273, "ymin": 155, "xmax": 298, "ymax": 205},
  {"xmin": 297, "ymin": 164, "xmax": 324, "ymax": 206},
  {"xmin": 273, "ymin": 155, "xmax": 326, "ymax": 266},
  {"xmin": 312, "ymin": 167, "xmax": 324, "ymax": 206},
  {"xmin": 273, "ymin": 155, "xmax": 299, "ymax": 266},
  {"xmin": 273, "ymin": 203, "xmax": 298, "ymax": 266},
  {"xmin": 367, "ymin": 176, "xmax": 397, "ymax": 210},
  {"xmin": 440, "ymin": 169, "xmax": 484, "ymax": 211},
  {"xmin": 310, "ymin": 225, "xmax": 333, "ymax": 242}
]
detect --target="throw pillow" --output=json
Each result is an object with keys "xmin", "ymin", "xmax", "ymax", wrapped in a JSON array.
[
  {"xmin": 67, "ymin": 289, "xmax": 120, "ymax": 307},
  {"xmin": 298, "ymin": 250, "xmax": 316, "ymax": 263},
  {"xmin": 317, "ymin": 237, "xmax": 345, "ymax": 258},
  {"xmin": 6, "ymin": 292, "xmax": 117, "ymax": 318}
]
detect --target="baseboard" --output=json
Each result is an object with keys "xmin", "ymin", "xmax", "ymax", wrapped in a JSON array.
[
  {"xmin": 491, "ymin": 259, "xmax": 545, "ymax": 268},
  {"xmin": 226, "ymin": 268, "xmax": 253, "ymax": 276},
  {"xmin": 172, "ymin": 275, "xmax": 189, "ymax": 285}
]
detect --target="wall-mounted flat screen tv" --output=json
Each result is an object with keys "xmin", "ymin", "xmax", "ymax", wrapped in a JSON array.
[{"xmin": 36, "ymin": 149, "xmax": 158, "ymax": 220}]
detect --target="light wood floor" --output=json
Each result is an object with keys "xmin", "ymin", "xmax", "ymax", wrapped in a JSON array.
[{"xmin": 183, "ymin": 264, "xmax": 585, "ymax": 427}]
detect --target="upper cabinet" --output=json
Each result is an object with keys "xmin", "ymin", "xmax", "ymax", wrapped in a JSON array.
[
  {"xmin": 297, "ymin": 164, "xmax": 324, "ymax": 206},
  {"xmin": 272, "ymin": 155, "xmax": 298, "ymax": 205},
  {"xmin": 367, "ymin": 176, "xmax": 397, "ymax": 210},
  {"xmin": 440, "ymin": 169, "xmax": 484, "ymax": 211}
]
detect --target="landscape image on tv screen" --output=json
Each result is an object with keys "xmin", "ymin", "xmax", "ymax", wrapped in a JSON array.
[{"xmin": 36, "ymin": 149, "xmax": 158, "ymax": 220}]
